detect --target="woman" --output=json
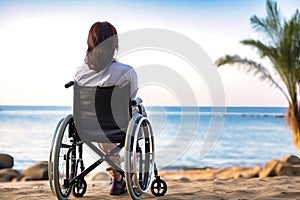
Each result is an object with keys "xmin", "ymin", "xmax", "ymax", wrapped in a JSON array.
[{"xmin": 75, "ymin": 21, "xmax": 137, "ymax": 195}]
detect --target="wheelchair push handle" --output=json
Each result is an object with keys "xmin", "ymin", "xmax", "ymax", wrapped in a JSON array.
[
  {"xmin": 131, "ymin": 97, "xmax": 143, "ymax": 106},
  {"xmin": 65, "ymin": 81, "xmax": 74, "ymax": 88}
]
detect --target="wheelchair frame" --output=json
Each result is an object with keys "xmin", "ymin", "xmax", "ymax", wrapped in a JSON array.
[{"xmin": 48, "ymin": 81, "xmax": 167, "ymax": 200}]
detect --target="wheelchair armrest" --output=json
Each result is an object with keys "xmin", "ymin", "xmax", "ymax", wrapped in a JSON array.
[{"xmin": 131, "ymin": 97, "xmax": 143, "ymax": 106}]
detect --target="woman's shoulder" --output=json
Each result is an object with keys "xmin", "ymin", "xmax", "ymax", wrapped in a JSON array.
[
  {"xmin": 74, "ymin": 63, "xmax": 98, "ymax": 82},
  {"xmin": 110, "ymin": 61, "xmax": 134, "ymax": 71},
  {"xmin": 75, "ymin": 63, "xmax": 90, "ymax": 74}
]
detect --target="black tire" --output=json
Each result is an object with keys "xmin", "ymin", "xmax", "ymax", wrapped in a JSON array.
[
  {"xmin": 49, "ymin": 117, "xmax": 64, "ymax": 196},
  {"xmin": 151, "ymin": 179, "xmax": 167, "ymax": 197},
  {"xmin": 73, "ymin": 179, "xmax": 87, "ymax": 197},
  {"xmin": 49, "ymin": 115, "xmax": 76, "ymax": 200}
]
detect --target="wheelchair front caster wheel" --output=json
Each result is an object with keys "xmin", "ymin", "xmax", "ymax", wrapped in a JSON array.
[
  {"xmin": 73, "ymin": 179, "xmax": 87, "ymax": 197},
  {"xmin": 151, "ymin": 178, "xmax": 167, "ymax": 197}
]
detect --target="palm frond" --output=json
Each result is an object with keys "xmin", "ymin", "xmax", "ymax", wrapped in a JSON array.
[
  {"xmin": 215, "ymin": 55, "xmax": 291, "ymax": 103},
  {"xmin": 266, "ymin": 0, "xmax": 282, "ymax": 32},
  {"xmin": 277, "ymin": 10, "xmax": 300, "ymax": 84},
  {"xmin": 240, "ymin": 39, "xmax": 277, "ymax": 59},
  {"xmin": 278, "ymin": 11, "xmax": 300, "ymax": 103},
  {"xmin": 250, "ymin": 0, "xmax": 282, "ymax": 45}
]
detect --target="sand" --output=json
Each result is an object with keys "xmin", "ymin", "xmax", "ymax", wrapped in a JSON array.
[{"xmin": 1, "ymin": 171, "xmax": 300, "ymax": 200}]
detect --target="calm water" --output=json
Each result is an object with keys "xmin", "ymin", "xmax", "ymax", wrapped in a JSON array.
[{"xmin": 0, "ymin": 106, "xmax": 297, "ymax": 171}]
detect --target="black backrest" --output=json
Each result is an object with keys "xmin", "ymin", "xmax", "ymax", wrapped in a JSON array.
[{"xmin": 73, "ymin": 82, "xmax": 130, "ymax": 143}]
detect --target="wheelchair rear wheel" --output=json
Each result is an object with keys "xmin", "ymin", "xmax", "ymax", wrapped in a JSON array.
[
  {"xmin": 124, "ymin": 114, "xmax": 155, "ymax": 200},
  {"xmin": 49, "ymin": 115, "xmax": 78, "ymax": 200}
]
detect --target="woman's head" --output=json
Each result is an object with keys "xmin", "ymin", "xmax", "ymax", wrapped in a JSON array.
[{"xmin": 85, "ymin": 21, "xmax": 118, "ymax": 71}]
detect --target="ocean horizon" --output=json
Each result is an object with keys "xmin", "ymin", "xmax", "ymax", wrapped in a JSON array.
[{"xmin": 0, "ymin": 105, "xmax": 297, "ymax": 171}]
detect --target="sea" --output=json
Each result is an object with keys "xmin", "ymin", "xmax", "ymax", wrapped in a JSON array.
[{"xmin": 0, "ymin": 105, "xmax": 298, "ymax": 171}]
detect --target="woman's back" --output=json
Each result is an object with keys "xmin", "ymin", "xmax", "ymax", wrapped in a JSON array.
[{"xmin": 75, "ymin": 61, "xmax": 138, "ymax": 98}]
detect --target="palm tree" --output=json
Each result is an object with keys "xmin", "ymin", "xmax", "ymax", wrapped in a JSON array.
[{"xmin": 215, "ymin": 0, "xmax": 300, "ymax": 154}]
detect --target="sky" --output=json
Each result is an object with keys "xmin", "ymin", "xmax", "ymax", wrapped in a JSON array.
[{"xmin": 0, "ymin": 0, "xmax": 299, "ymax": 106}]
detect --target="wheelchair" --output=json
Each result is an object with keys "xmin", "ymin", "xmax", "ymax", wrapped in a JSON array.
[{"xmin": 48, "ymin": 81, "xmax": 167, "ymax": 200}]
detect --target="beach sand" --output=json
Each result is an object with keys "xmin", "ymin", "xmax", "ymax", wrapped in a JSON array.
[{"xmin": 1, "ymin": 171, "xmax": 300, "ymax": 200}]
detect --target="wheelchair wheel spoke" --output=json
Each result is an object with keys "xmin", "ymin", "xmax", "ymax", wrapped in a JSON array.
[{"xmin": 61, "ymin": 143, "xmax": 72, "ymax": 148}]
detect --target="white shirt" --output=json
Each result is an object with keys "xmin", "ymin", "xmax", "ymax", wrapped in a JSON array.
[{"xmin": 74, "ymin": 61, "xmax": 138, "ymax": 98}]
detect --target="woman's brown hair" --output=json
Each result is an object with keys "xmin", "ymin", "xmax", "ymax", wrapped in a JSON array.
[{"xmin": 85, "ymin": 21, "xmax": 118, "ymax": 72}]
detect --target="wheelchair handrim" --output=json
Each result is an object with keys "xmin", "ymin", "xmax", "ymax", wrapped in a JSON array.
[{"xmin": 125, "ymin": 114, "xmax": 155, "ymax": 197}]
